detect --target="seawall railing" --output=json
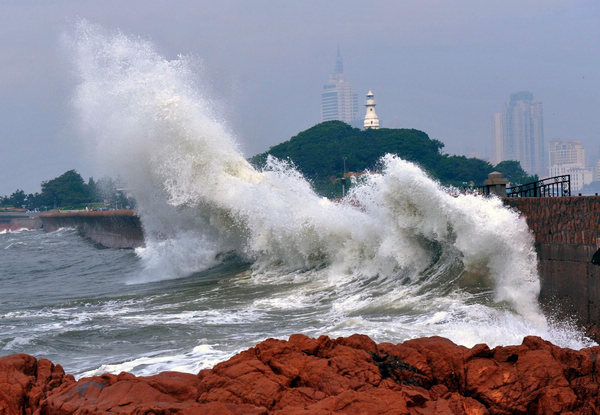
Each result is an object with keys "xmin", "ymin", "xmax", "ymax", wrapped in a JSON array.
[
  {"xmin": 476, "ymin": 173, "xmax": 571, "ymax": 198},
  {"xmin": 506, "ymin": 175, "xmax": 571, "ymax": 198}
]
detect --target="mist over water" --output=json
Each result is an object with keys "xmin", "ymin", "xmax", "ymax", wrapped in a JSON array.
[{"xmin": 5, "ymin": 20, "xmax": 587, "ymax": 376}]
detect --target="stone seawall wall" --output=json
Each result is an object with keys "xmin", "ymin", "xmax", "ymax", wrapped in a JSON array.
[
  {"xmin": 0, "ymin": 214, "xmax": 41, "ymax": 232},
  {"xmin": 504, "ymin": 196, "xmax": 600, "ymax": 245},
  {"xmin": 40, "ymin": 210, "xmax": 144, "ymax": 249},
  {"xmin": 504, "ymin": 196, "xmax": 600, "ymax": 337}
]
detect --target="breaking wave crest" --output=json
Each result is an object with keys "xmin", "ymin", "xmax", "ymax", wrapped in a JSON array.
[{"xmin": 70, "ymin": 20, "xmax": 592, "ymax": 349}]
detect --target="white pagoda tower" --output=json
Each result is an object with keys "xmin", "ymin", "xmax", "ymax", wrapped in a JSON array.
[{"xmin": 363, "ymin": 90, "xmax": 380, "ymax": 129}]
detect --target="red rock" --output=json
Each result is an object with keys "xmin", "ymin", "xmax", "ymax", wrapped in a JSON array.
[
  {"xmin": 2, "ymin": 334, "xmax": 600, "ymax": 414},
  {"xmin": 0, "ymin": 353, "xmax": 73, "ymax": 415}
]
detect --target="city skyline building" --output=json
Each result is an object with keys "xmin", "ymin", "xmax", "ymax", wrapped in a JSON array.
[
  {"xmin": 548, "ymin": 140, "xmax": 585, "ymax": 168},
  {"xmin": 491, "ymin": 114, "xmax": 505, "ymax": 166},
  {"xmin": 492, "ymin": 91, "xmax": 545, "ymax": 176},
  {"xmin": 548, "ymin": 140, "xmax": 593, "ymax": 191},
  {"xmin": 320, "ymin": 48, "xmax": 359, "ymax": 124}
]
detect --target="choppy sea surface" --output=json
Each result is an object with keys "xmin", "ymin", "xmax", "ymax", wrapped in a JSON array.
[
  {"xmin": 0, "ymin": 225, "xmax": 593, "ymax": 379},
  {"xmin": 0, "ymin": 21, "xmax": 594, "ymax": 378},
  {"xmin": 1, "ymin": 228, "xmax": 284, "ymax": 376}
]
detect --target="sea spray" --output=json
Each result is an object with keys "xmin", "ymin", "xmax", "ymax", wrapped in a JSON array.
[
  {"xmin": 70, "ymin": 20, "xmax": 592, "ymax": 350},
  {"xmin": 348, "ymin": 156, "xmax": 542, "ymax": 324},
  {"xmin": 71, "ymin": 20, "xmax": 253, "ymax": 280}
]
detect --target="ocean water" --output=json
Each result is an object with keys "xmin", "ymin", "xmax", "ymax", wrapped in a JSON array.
[{"xmin": 0, "ymin": 21, "xmax": 594, "ymax": 378}]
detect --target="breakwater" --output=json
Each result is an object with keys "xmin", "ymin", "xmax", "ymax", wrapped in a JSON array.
[
  {"xmin": 39, "ymin": 210, "xmax": 144, "ymax": 249},
  {"xmin": 0, "ymin": 212, "xmax": 41, "ymax": 232},
  {"xmin": 504, "ymin": 196, "xmax": 600, "ymax": 338}
]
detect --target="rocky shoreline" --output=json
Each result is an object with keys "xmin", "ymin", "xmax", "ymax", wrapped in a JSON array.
[{"xmin": 2, "ymin": 334, "xmax": 600, "ymax": 414}]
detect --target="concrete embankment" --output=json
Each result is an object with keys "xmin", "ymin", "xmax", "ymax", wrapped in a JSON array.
[
  {"xmin": 0, "ymin": 212, "xmax": 41, "ymax": 232},
  {"xmin": 504, "ymin": 196, "xmax": 600, "ymax": 339},
  {"xmin": 39, "ymin": 210, "xmax": 144, "ymax": 249}
]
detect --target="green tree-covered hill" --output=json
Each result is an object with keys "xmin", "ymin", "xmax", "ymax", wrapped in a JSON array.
[{"xmin": 250, "ymin": 121, "xmax": 535, "ymax": 197}]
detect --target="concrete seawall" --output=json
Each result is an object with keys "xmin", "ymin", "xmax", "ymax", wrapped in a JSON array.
[
  {"xmin": 504, "ymin": 196, "xmax": 600, "ymax": 338},
  {"xmin": 39, "ymin": 210, "xmax": 144, "ymax": 249},
  {"xmin": 0, "ymin": 212, "xmax": 41, "ymax": 232}
]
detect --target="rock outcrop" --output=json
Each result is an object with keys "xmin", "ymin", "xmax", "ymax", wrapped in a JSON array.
[
  {"xmin": 2, "ymin": 334, "xmax": 600, "ymax": 414},
  {"xmin": 0, "ymin": 354, "xmax": 73, "ymax": 415}
]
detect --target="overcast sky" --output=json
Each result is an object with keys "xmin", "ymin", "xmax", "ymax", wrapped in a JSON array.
[{"xmin": 1, "ymin": 0, "xmax": 598, "ymax": 195}]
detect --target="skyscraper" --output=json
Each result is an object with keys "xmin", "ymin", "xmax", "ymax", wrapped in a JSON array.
[
  {"xmin": 492, "ymin": 91, "xmax": 545, "ymax": 175},
  {"xmin": 320, "ymin": 49, "xmax": 358, "ymax": 124}
]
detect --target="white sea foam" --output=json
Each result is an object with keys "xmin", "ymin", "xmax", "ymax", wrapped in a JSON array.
[
  {"xmin": 4, "ymin": 242, "xmax": 26, "ymax": 249},
  {"xmin": 70, "ymin": 20, "xmax": 593, "ymax": 352},
  {"xmin": 78, "ymin": 343, "xmax": 231, "ymax": 378},
  {"xmin": 0, "ymin": 228, "xmax": 33, "ymax": 235},
  {"xmin": 46, "ymin": 227, "xmax": 77, "ymax": 234},
  {"xmin": 3, "ymin": 336, "xmax": 34, "ymax": 349}
]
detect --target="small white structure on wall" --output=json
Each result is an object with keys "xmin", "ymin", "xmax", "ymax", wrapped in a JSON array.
[{"xmin": 363, "ymin": 90, "xmax": 380, "ymax": 130}]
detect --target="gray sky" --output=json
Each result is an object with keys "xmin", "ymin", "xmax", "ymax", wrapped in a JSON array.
[{"xmin": 1, "ymin": 0, "xmax": 598, "ymax": 195}]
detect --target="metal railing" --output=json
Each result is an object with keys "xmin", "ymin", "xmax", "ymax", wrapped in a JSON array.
[{"xmin": 506, "ymin": 175, "xmax": 571, "ymax": 198}]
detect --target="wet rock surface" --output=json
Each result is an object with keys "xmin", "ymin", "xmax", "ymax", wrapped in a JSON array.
[{"xmin": 2, "ymin": 334, "xmax": 600, "ymax": 414}]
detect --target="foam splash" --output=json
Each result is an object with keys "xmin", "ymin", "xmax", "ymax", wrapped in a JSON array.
[
  {"xmin": 70, "ymin": 21, "xmax": 592, "ymax": 349},
  {"xmin": 78, "ymin": 344, "xmax": 229, "ymax": 378},
  {"xmin": 0, "ymin": 228, "xmax": 34, "ymax": 235},
  {"xmin": 348, "ymin": 157, "xmax": 541, "ymax": 322}
]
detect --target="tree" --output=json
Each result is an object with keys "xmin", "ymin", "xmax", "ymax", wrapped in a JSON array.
[
  {"xmin": 1, "ymin": 171, "xmax": 135, "ymax": 210},
  {"xmin": 88, "ymin": 177, "xmax": 99, "ymax": 202},
  {"xmin": 91, "ymin": 176, "xmax": 135, "ymax": 209},
  {"xmin": 10, "ymin": 190, "xmax": 26, "ymax": 207},
  {"xmin": 435, "ymin": 156, "xmax": 493, "ymax": 186},
  {"xmin": 493, "ymin": 160, "xmax": 538, "ymax": 186},
  {"xmin": 0, "ymin": 189, "xmax": 26, "ymax": 208},
  {"xmin": 24, "ymin": 193, "xmax": 42, "ymax": 210},
  {"xmin": 40, "ymin": 170, "xmax": 90, "ymax": 208}
]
